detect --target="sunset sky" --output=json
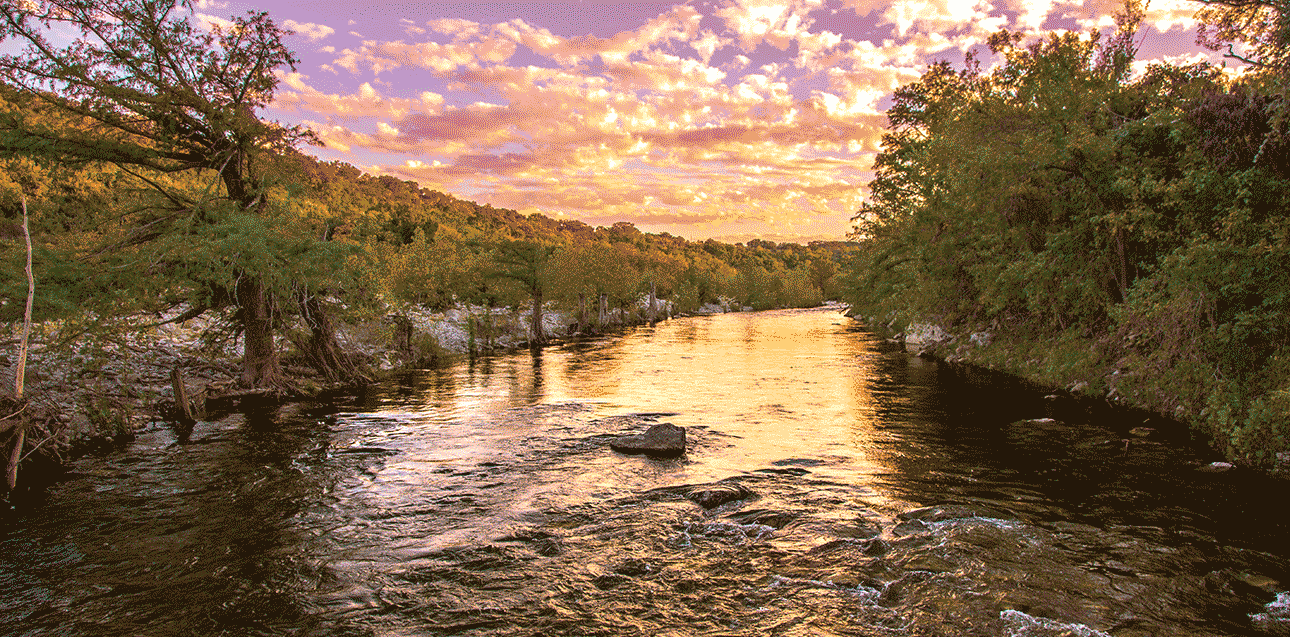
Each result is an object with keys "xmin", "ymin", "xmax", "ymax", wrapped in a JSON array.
[{"xmin": 200, "ymin": 0, "xmax": 1227, "ymax": 243}]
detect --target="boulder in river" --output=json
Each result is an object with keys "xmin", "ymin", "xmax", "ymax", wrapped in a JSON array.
[
  {"xmin": 686, "ymin": 482, "xmax": 753, "ymax": 509},
  {"xmin": 611, "ymin": 423, "xmax": 686, "ymax": 457}
]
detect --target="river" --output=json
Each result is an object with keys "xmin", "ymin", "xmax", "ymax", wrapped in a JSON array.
[{"xmin": 2, "ymin": 306, "xmax": 1289, "ymax": 636}]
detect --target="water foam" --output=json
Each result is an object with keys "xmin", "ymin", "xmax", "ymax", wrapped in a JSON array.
[
  {"xmin": 670, "ymin": 521, "xmax": 776, "ymax": 547},
  {"xmin": 1251, "ymin": 591, "xmax": 1290, "ymax": 625},
  {"xmin": 999, "ymin": 609, "xmax": 1111, "ymax": 637}
]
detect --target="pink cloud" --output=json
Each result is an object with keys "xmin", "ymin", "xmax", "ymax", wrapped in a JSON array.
[{"xmin": 263, "ymin": 0, "xmax": 1218, "ymax": 241}]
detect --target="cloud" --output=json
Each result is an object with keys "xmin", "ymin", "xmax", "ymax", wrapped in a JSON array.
[
  {"xmin": 491, "ymin": 6, "xmax": 702, "ymax": 65},
  {"xmin": 426, "ymin": 18, "xmax": 482, "ymax": 40},
  {"xmin": 283, "ymin": 19, "xmax": 336, "ymax": 41},
  {"xmin": 877, "ymin": 0, "xmax": 1004, "ymax": 38},
  {"xmin": 272, "ymin": 72, "xmax": 443, "ymax": 123},
  {"xmin": 269, "ymin": 0, "xmax": 1215, "ymax": 241},
  {"xmin": 192, "ymin": 12, "xmax": 233, "ymax": 32},
  {"xmin": 714, "ymin": 0, "xmax": 838, "ymax": 52}
]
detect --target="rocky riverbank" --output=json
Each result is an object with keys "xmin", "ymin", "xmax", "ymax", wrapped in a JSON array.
[
  {"xmin": 0, "ymin": 297, "xmax": 706, "ymax": 478},
  {"xmin": 856, "ymin": 313, "xmax": 1290, "ymax": 475}
]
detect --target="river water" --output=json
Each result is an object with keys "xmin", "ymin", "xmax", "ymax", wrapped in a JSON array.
[{"xmin": 3, "ymin": 306, "xmax": 1289, "ymax": 636}]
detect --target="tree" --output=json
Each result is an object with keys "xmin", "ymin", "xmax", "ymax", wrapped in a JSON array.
[
  {"xmin": 807, "ymin": 257, "xmax": 840, "ymax": 298},
  {"xmin": 487, "ymin": 240, "xmax": 556, "ymax": 345},
  {"xmin": 0, "ymin": 0, "xmax": 333, "ymax": 390},
  {"xmin": 1197, "ymin": 1, "xmax": 1290, "ymax": 76},
  {"xmin": 1196, "ymin": 0, "xmax": 1290, "ymax": 154}
]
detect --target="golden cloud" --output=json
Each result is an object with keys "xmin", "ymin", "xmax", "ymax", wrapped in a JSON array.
[{"xmin": 269, "ymin": 0, "xmax": 1212, "ymax": 240}]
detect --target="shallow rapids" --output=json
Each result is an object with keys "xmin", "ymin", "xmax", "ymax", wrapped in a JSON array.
[{"xmin": 3, "ymin": 307, "xmax": 1290, "ymax": 636}]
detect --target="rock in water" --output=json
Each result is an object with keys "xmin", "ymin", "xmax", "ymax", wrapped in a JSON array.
[
  {"xmin": 611, "ymin": 423, "xmax": 686, "ymax": 457},
  {"xmin": 686, "ymin": 482, "xmax": 753, "ymax": 509},
  {"xmin": 1199, "ymin": 461, "xmax": 1235, "ymax": 473}
]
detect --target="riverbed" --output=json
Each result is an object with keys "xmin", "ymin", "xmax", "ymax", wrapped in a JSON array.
[{"xmin": 3, "ymin": 306, "xmax": 1288, "ymax": 636}]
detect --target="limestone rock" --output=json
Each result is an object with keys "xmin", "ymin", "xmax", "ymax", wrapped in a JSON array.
[
  {"xmin": 611, "ymin": 423, "xmax": 686, "ymax": 457},
  {"xmin": 904, "ymin": 323, "xmax": 951, "ymax": 353}
]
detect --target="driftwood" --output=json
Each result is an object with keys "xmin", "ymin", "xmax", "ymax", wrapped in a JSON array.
[
  {"xmin": 15, "ymin": 195, "xmax": 32, "ymax": 401},
  {"xmin": 6, "ymin": 195, "xmax": 34, "ymax": 490},
  {"xmin": 170, "ymin": 368, "xmax": 199, "ymax": 426},
  {"xmin": 6, "ymin": 428, "xmax": 22, "ymax": 491}
]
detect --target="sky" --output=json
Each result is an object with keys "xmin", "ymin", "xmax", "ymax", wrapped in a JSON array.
[{"xmin": 194, "ymin": 0, "xmax": 1228, "ymax": 243}]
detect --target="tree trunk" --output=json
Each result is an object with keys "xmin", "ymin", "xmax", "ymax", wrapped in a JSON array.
[
  {"xmin": 598, "ymin": 293, "xmax": 607, "ymax": 326},
  {"xmin": 577, "ymin": 293, "xmax": 587, "ymax": 333},
  {"xmin": 170, "ymin": 368, "xmax": 197, "ymax": 425},
  {"xmin": 298, "ymin": 292, "xmax": 364, "ymax": 384},
  {"xmin": 391, "ymin": 314, "xmax": 415, "ymax": 362},
  {"xmin": 530, "ymin": 287, "xmax": 545, "ymax": 345},
  {"xmin": 238, "ymin": 274, "xmax": 286, "ymax": 390},
  {"xmin": 648, "ymin": 280, "xmax": 658, "ymax": 324}
]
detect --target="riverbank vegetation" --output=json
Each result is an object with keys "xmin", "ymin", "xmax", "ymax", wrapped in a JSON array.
[
  {"xmin": 841, "ymin": 0, "xmax": 1290, "ymax": 468},
  {"xmin": 0, "ymin": 0, "xmax": 853, "ymax": 488}
]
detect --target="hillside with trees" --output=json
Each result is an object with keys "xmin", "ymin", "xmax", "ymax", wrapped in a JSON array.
[
  {"xmin": 841, "ymin": 0, "xmax": 1290, "ymax": 468},
  {"xmin": 0, "ymin": 0, "xmax": 853, "ymax": 486}
]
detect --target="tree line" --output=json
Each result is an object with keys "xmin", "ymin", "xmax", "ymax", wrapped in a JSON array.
[
  {"xmin": 0, "ymin": 0, "xmax": 852, "ymax": 400},
  {"xmin": 841, "ymin": 0, "xmax": 1290, "ymax": 466}
]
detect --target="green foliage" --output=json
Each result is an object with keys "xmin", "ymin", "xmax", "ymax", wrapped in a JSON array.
[{"xmin": 844, "ymin": 0, "xmax": 1290, "ymax": 467}]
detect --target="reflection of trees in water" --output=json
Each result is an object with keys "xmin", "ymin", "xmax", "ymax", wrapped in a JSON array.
[
  {"xmin": 6, "ymin": 402, "xmax": 341, "ymax": 636},
  {"xmin": 856, "ymin": 343, "xmax": 1054, "ymax": 508},
  {"xmin": 739, "ymin": 312, "xmax": 760, "ymax": 344},
  {"xmin": 416, "ymin": 365, "xmax": 465, "ymax": 411},
  {"xmin": 558, "ymin": 339, "xmax": 627, "ymax": 399},
  {"xmin": 671, "ymin": 318, "xmax": 702, "ymax": 343},
  {"xmin": 524, "ymin": 349, "xmax": 544, "ymax": 404},
  {"xmin": 856, "ymin": 342, "xmax": 1267, "ymax": 544},
  {"xmin": 188, "ymin": 405, "xmax": 333, "ymax": 633}
]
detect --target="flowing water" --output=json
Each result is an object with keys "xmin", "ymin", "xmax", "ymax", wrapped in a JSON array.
[{"xmin": 3, "ymin": 306, "xmax": 1290, "ymax": 636}]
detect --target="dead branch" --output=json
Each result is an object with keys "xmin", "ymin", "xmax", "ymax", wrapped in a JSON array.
[{"xmin": 15, "ymin": 194, "xmax": 33, "ymax": 401}]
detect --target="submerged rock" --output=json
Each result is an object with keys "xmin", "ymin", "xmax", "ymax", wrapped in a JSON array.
[
  {"xmin": 686, "ymin": 482, "xmax": 753, "ymax": 509},
  {"xmin": 726, "ymin": 508, "xmax": 796, "ymax": 528},
  {"xmin": 1013, "ymin": 417, "xmax": 1065, "ymax": 429},
  {"xmin": 1198, "ymin": 461, "xmax": 1235, "ymax": 473},
  {"xmin": 892, "ymin": 519, "xmax": 930, "ymax": 537},
  {"xmin": 610, "ymin": 423, "xmax": 686, "ymax": 457},
  {"xmin": 899, "ymin": 504, "xmax": 1012, "ymax": 524},
  {"xmin": 613, "ymin": 557, "xmax": 655, "ymax": 577}
]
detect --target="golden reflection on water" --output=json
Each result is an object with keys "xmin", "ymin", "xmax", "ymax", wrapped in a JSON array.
[
  {"xmin": 363, "ymin": 306, "xmax": 906, "ymax": 517},
  {"xmin": 532, "ymin": 307, "xmax": 895, "ymax": 491}
]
